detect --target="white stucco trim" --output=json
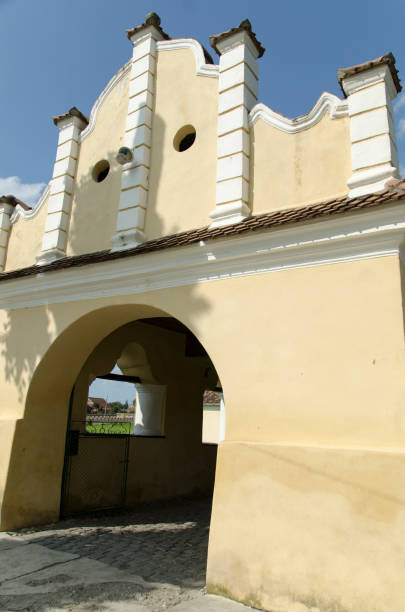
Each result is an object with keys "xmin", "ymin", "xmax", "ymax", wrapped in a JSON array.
[
  {"xmin": 2, "ymin": 200, "xmax": 405, "ymax": 310},
  {"xmin": 341, "ymin": 65, "xmax": 399, "ymax": 198},
  {"xmin": 156, "ymin": 39, "xmax": 219, "ymax": 78},
  {"xmin": 79, "ymin": 60, "xmax": 131, "ymax": 143},
  {"xmin": 249, "ymin": 92, "xmax": 348, "ymax": 133},
  {"xmin": 10, "ymin": 183, "xmax": 51, "ymax": 224},
  {"xmin": 209, "ymin": 201, "xmax": 251, "ymax": 227},
  {"xmin": 341, "ymin": 65, "xmax": 397, "ymax": 100},
  {"xmin": 347, "ymin": 165, "xmax": 399, "ymax": 197}
]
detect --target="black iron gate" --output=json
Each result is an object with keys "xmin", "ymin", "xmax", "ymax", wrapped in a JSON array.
[{"xmin": 60, "ymin": 387, "xmax": 133, "ymax": 517}]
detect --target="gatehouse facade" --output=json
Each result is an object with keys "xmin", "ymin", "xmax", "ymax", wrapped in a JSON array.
[{"xmin": 1, "ymin": 13, "xmax": 405, "ymax": 612}]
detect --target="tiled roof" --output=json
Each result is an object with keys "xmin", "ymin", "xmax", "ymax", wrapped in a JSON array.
[
  {"xmin": 1, "ymin": 186, "xmax": 404, "ymax": 283},
  {"xmin": 203, "ymin": 390, "xmax": 221, "ymax": 404},
  {"xmin": 0, "ymin": 195, "xmax": 31, "ymax": 211},
  {"xmin": 210, "ymin": 19, "xmax": 265, "ymax": 58},
  {"xmin": 337, "ymin": 52, "xmax": 401, "ymax": 95},
  {"xmin": 53, "ymin": 107, "xmax": 89, "ymax": 127}
]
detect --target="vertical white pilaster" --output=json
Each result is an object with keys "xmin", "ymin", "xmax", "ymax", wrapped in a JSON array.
[
  {"xmin": 209, "ymin": 22, "xmax": 264, "ymax": 228},
  {"xmin": 36, "ymin": 108, "xmax": 88, "ymax": 265},
  {"xmin": 339, "ymin": 56, "xmax": 401, "ymax": 198},
  {"xmin": 111, "ymin": 19, "xmax": 166, "ymax": 251},
  {"xmin": 0, "ymin": 201, "xmax": 13, "ymax": 272}
]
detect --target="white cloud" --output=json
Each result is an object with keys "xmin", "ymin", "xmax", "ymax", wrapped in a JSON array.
[
  {"xmin": 0, "ymin": 176, "xmax": 46, "ymax": 207},
  {"xmin": 394, "ymin": 91, "xmax": 405, "ymax": 113},
  {"xmin": 397, "ymin": 118, "xmax": 405, "ymax": 139}
]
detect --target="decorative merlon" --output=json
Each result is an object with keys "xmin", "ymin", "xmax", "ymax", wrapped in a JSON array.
[
  {"xmin": 338, "ymin": 52, "xmax": 401, "ymax": 97},
  {"xmin": 209, "ymin": 20, "xmax": 265, "ymax": 229},
  {"xmin": 126, "ymin": 11, "xmax": 170, "ymax": 43},
  {"xmin": 36, "ymin": 107, "xmax": 88, "ymax": 266},
  {"xmin": 111, "ymin": 13, "xmax": 169, "ymax": 251},
  {"xmin": 210, "ymin": 19, "xmax": 265, "ymax": 58},
  {"xmin": 53, "ymin": 106, "xmax": 89, "ymax": 128},
  {"xmin": 338, "ymin": 53, "xmax": 401, "ymax": 198},
  {"xmin": 0, "ymin": 195, "xmax": 31, "ymax": 211}
]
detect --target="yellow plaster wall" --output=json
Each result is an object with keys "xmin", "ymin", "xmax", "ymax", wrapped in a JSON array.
[
  {"xmin": 145, "ymin": 49, "xmax": 218, "ymax": 238},
  {"xmin": 4, "ymin": 199, "xmax": 48, "ymax": 271},
  {"xmin": 1, "ymin": 254, "xmax": 405, "ymax": 527},
  {"xmin": 0, "ymin": 420, "xmax": 16, "ymax": 509},
  {"xmin": 208, "ymin": 442, "xmax": 405, "ymax": 612},
  {"xmin": 251, "ymin": 114, "xmax": 351, "ymax": 214},
  {"xmin": 66, "ymin": 70, "xmax": 130, "ymax": 256},
  {"xmin": 1, "ymin": 255, "xmax": 405, "ymax": 609},
  {"xmin": 3, "ymin": 62, "xmax": 354, "ymax": 271}
]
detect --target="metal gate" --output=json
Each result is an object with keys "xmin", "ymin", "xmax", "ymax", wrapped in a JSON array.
[{"xmin": 60, "ymin": 391, "xmax": 131, "ymax": 517}]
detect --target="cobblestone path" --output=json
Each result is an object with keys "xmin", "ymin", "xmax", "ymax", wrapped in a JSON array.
[{"xmin": 13, "ymin": 497, "xmax": 212, "ymax": 588}]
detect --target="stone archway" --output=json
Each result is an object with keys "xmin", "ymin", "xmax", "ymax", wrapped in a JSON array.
[
  {"xmin": 61, "ymin": 317, "xmax": 221, "ymax": 516},
  {"xmin": 0, "ymin": 303, "xmax": 225, "ymax": 531}
]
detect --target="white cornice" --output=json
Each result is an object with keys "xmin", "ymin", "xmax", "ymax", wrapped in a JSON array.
[
  {"xmin": 80, "ymin": 60, "xmax": 132, "ymax": 143},
  {"xmin": 10, "ymin": 183, "xmax": 50, "ymax": 224},
  {"xmin": 249, "ymin": 92, "xmax": 348, "ymax": 133},
  {"xmin": 215, "ymin": 30, "xmax": 259, "ymax": 60},
  {"xmin": 2, "ymin": 200, "xmax": 405, "ymax": 311},
  {"xmin": 341, "ymin": 65, "xmax": 396, "ymax": 100},
  {"xmin": 156, "ymin": 39, "xmax": 219, "ymax": 78}
]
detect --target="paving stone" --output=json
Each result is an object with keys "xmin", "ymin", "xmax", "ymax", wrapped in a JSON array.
[{"xmin": 2, "ymin": 497, "xmax": 252, "ymax": 610}]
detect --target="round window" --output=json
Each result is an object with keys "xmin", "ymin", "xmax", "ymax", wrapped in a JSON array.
[
  {"xmin": 173, "ymin": 125, "xmax": 196, "ymax": 152},
  {"xmin": 92, "ymin": 160, "xmax": 110, "ymax": 183}
]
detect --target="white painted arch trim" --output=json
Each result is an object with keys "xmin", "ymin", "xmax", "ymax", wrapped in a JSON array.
[
  {"xmin": 2, "ymin": 199, "xmax": 405, "ymax": 311},
  {"xmin": 156, "ymin": 39, "xmax": 219, "ymax": 78},
  {"xmin": 80, "ymin": 60, "xmax": 131, "ymax": 143},
  {"xmin": 10, "ymin": 183, "xmax": 51, "ymax": 224},
  {"xmin": 249, "ymin": 92, "xmax": 348, "ymax": 133}
]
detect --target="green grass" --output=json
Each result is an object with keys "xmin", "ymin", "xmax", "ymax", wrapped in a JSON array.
[{"xmin": 86, "ymin": 422, "xmax": 133, "ymax": 434}]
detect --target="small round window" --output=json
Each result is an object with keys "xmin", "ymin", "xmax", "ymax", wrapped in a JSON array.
[
  {"xmin": 92, "ymin": 160, "xmax": 110, "ymax": 183},
  {"xmin": 173, "ymin": 125, "xmax": 196, "ymax": 152}
]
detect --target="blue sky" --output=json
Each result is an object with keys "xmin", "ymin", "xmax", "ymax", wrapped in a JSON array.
[
  {"xmin": 1, "ymin": 0, "xmax": 405, "ymax": 205},
  {"xmin": 89, "ymin": 366, "xmax": 137, "ymax": 406}
]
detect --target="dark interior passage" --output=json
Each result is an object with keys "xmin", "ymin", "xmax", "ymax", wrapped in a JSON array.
[{"xmin": 61, "ymin": 318, "xmax": 220, "ymax": 517}]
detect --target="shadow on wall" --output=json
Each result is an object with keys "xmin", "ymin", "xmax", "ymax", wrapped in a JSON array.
[
  {"xmin": 0, "ymin": 98, "xmax": 219, "ymax": 528},
  {"xmin": 68, "ymin": 112, "xmax": 183, "ymax": 257},
  {"xmin": 0, "ymin": 307, "xmax": 55, "ymax": 404},
  {"xmin": 0, "ymin": 289, "xmax": 215, "ymax": 529},
  {"xmin": 0, "ymin": 107, "xmax": 189, "ymax": 404}
]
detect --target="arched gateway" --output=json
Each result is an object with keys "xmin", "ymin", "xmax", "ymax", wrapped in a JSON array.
[
  {"xmin": 1, "ymin": 12, "xmax": 405, "ymax": 612},
  {"xmin": 2, "ymin": 304, "xmax": 218, "ymax": 529}
]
